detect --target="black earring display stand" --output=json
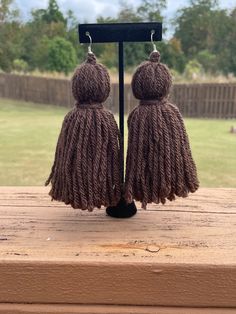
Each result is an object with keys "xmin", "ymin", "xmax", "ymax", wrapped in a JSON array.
[{"xmin": 78, "ymin": 23, "xmax": 162, "ymax": 218}]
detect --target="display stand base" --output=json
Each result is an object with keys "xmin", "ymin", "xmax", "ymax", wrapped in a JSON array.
[{"xmin": 106, "ymin": 198, "xmax": 137, "ymax": 218}]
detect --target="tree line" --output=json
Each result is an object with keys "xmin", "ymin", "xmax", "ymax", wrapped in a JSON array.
[{"xmin": 0, "ymin": 0, "xmax": 236, "ymax": 77}]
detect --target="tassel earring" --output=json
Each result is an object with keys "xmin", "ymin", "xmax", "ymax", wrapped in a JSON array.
[
  {"xmin": 125, "ymin": 33, "xmax": 199, "ymax": 209},
  {"xmin": 46, "ymin": 37, "xmax": 122, "ymax": 211}
]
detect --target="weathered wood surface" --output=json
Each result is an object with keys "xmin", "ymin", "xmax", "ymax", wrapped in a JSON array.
[
  {"xmin": 0, "ymin": 304, "xmax": 236, "ymax": 314},
  {"xmin": 0, "ymin": 187, "xmax": 236, "ymax": 310}
]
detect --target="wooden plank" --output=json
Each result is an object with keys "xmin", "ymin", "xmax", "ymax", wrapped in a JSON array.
[
  {"xmin": 217, "ymin": 84, "xmax": 222, "ymax": 119},
  {"xmin": 204, "ymin": 84, "xmax": 210, "ymax": 118},
  {"xmin": 1, "ymin": 203, "xmax": 236, "ymax": 263},
  {"xmin": 212, "ymin": 84, "xmax": 217, "ymax": 118},
  {"xmin": 0, "ymin": 187, "xmax": 235, "ymax": 214},
  {"xmin": 228, "ymin": 84, "xmax": 234, "ymax": 118},
  {"xmin": 212, "ymin": 84, "xmax": 218, "ymax": 118},
  {"xmin": 0, "ymin": 303, "xmax": 235, "ymax": 314},
  {"xmin": 0, "ymin": 261, "xmax": 236, "ymax": 307},
  {"xmin": 0, "ymin": 187, "xmax": 236, "ymax": 307},
  {"xmin": 224, "ymin": 84, "xmax": 229, "ymax": 118},
  {"xmin": 232, "ymin": 85, "xmax": 236, "ymax": 118},
  {"xmin": 194, "ymin": 84, "xmax": 200, "ymax": 117},
  {"xmin": 183, "ymin": 84, "xmax": 188, "ymax": 117},
  {"xmin": 207, "ymin": 84, "xmax": 212, "ymax": 118}
]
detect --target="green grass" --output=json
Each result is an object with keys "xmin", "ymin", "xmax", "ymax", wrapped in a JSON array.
[
  {"xmin": 0, "ymin": 97, "xmax": 236, "ymax": 187},
  {"xmin": 0, "ymin": 98, "xmax": 68, "ymax": 185},
  {"xmin": 185, "ymin": 119, "xmax": 236, "ymax": 187}
]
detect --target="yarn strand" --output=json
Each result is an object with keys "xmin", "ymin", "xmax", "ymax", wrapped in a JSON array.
[
  {"xmin": 46, "ymin": 105, "xmax": 122, "ymax": 210},
  {"xmin": 125, "ymin": 50, "xmax": 199, "ymax": 207}
]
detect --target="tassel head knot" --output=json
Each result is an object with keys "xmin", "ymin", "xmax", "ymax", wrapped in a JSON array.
[
  {"xmin": 149, "ymin": 51, "xmax": 160, "ymax": 63},
  {"xmin": 131, "ymin": 50, "xmax": 172, "ymax": 101},
  {"xmin": 86, "ymin": 53, "xmax": 97, "ymax": 65},
  {"xmin": 72, "ymin": 53, "xmax": 110, "ymax": 105}
]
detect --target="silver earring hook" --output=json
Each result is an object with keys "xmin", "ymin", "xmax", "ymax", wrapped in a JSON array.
[
  {"xmin": 85, "ymin": 31, "xmax": 93, "ymax": 54},
  {"xmin": 151, "ymin": 30, "xmax": 157, "ymax": 52}
]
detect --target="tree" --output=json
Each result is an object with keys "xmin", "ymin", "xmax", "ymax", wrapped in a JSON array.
[
  {"xmin": 0, "ymin": 0, "xmax": 22, "ymax": 71},
  {"xmin": 157, "ymin": 38, "xmax": 186, "ymax": 73},
  {"xmin": 22, "ymin": 0, "xmax": 67, "ymax": 70},
  {"xmin": 66, "ymin": 10, "xmax": 85, "ymax": 63},
  {"xmin": 117, "ymin": 2, "xmax": 141, "ymax": 22},
  {"xmin": 173, "ymin": 0, "xmax": 236, "ymax": 74},
  {"xmin": 226, "ymin": 8, "xmax": 236, "ymax": 75},
  {"xmin": 196, "ymin": 49, "xmax": 217, "ymax": 73},
  {"xmin": 174, "ymin": 0, "xmax": 219, "ymax": 57},
  {"xmin": 44, "ymin": 0, "xmax": 65, "ymax": 24},
  {"xmin": 47, "ymin": 36, "xmax": 77, "ymax": 74},
  {"xmin": 0, "ymin": 0, "xmax": 19, "ymax": 24},
  {"xmin": 99, "ymin": 43, "xmax": 118, "ymax": 69},
  {"xmin": 13, "ymin": 59, "xmax": 28, "ymax": 72},
  {"xmin": 184, "ymin": 59, "xmax": 203, "ymax": 79},
  {"xmin": 209, "ymin": 7, "xmax": 236, "ymax": 74},
  {"xmin": 30, "ymin": 35, "xmax": 50, "ymax": 71},
  {"xmin": 137, "ymin": 0, "xmax": 166, "ymax": 23}
]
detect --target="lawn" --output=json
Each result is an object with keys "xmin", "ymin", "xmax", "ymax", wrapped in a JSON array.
[{"xmin": 0, "ymin": 97, "xmax": 236, "ymax": 187}]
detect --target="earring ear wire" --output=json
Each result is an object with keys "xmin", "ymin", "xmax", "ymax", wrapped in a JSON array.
[
  {"xmin": 151, "ymin": 30, "xmax": 157, "ymax": 52},
  {"xmin": 85, "ymin": 31, "xmax": 93, "ymax": 54}
]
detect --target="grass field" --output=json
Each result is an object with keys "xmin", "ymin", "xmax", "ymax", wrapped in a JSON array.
[{"xmin": 0, "ymin": 97, "xmax": 236, "ymax": 187}]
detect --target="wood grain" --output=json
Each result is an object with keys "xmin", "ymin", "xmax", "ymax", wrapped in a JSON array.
[
  {"xmin": 0, "ymin": 261, "xmax": 236, "ymax": 307},
  {"xmin": 1, "ymin": 187, "xmax": 236, "ymax": 264},
  {"xmin": 0, "ymin": 303, "xmax": 235, "ymax": 314},
  {"xmin": 0, "ymin": 187, "xmax": 236, "ymax": 308}
]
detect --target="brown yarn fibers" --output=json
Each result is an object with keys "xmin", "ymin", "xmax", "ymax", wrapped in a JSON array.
[
  {"xmin": 125, "ymin": 51, "xmax": 199, "ymax": 209},
  {"xmin": 46, "ymin": 53, "xmax": 122, "ymax": 211}
]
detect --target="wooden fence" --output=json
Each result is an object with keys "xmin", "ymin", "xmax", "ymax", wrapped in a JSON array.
[{"xmin": 0, "ymin": 73, "xmax": 236, "ymax": 118}]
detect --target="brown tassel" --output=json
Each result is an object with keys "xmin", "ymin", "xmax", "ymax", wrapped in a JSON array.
[
  {"xmin": 46, "ymin": 53, "xmax": 122, "ymax": 211},
  {"xmin": 125, "ymin": 51, "xmax": 199, "ymax": 209}
]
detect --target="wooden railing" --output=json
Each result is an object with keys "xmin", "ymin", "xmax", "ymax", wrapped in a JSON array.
[
  {"xmin": 0, "ymin": 73, "xmax": 236, "ymax": 118},
  {"xmin": 0, "ymin": 186, "xmax": 236, "ymax": 313}
]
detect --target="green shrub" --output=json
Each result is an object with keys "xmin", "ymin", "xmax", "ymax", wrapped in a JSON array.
[
  {"xmin": 13, "ymin": 59, "xmax": 29, "ymax": 73},
  {"xmin": 47, "ymin": 36, "xmax": 77, "ymax": 74}
]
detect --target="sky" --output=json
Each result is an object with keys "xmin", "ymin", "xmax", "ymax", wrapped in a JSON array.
[{"xmin": 14, "ymin": 0, "xmax": 235, "ymax": 38}]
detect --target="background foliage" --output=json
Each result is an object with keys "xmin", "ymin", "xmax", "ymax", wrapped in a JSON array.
[{"xmin": 0, "ymin": 0, "xmax": 236, "ymax": 77}]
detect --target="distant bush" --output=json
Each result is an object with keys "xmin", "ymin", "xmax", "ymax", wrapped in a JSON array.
[
  {"xmin": 47, "ymin": 37, "xmax": 77, "ymax": 75},
  {"xmin": 184, "ymin": 59, "xmax": 203, "ymax": 80},
  {"xmin": 196, "ymin": 50, "xmax": 217, "ymax": 74},
  {"xmin": 13, "ymin": 59, "xmax": 29, "ymax": 73}
]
